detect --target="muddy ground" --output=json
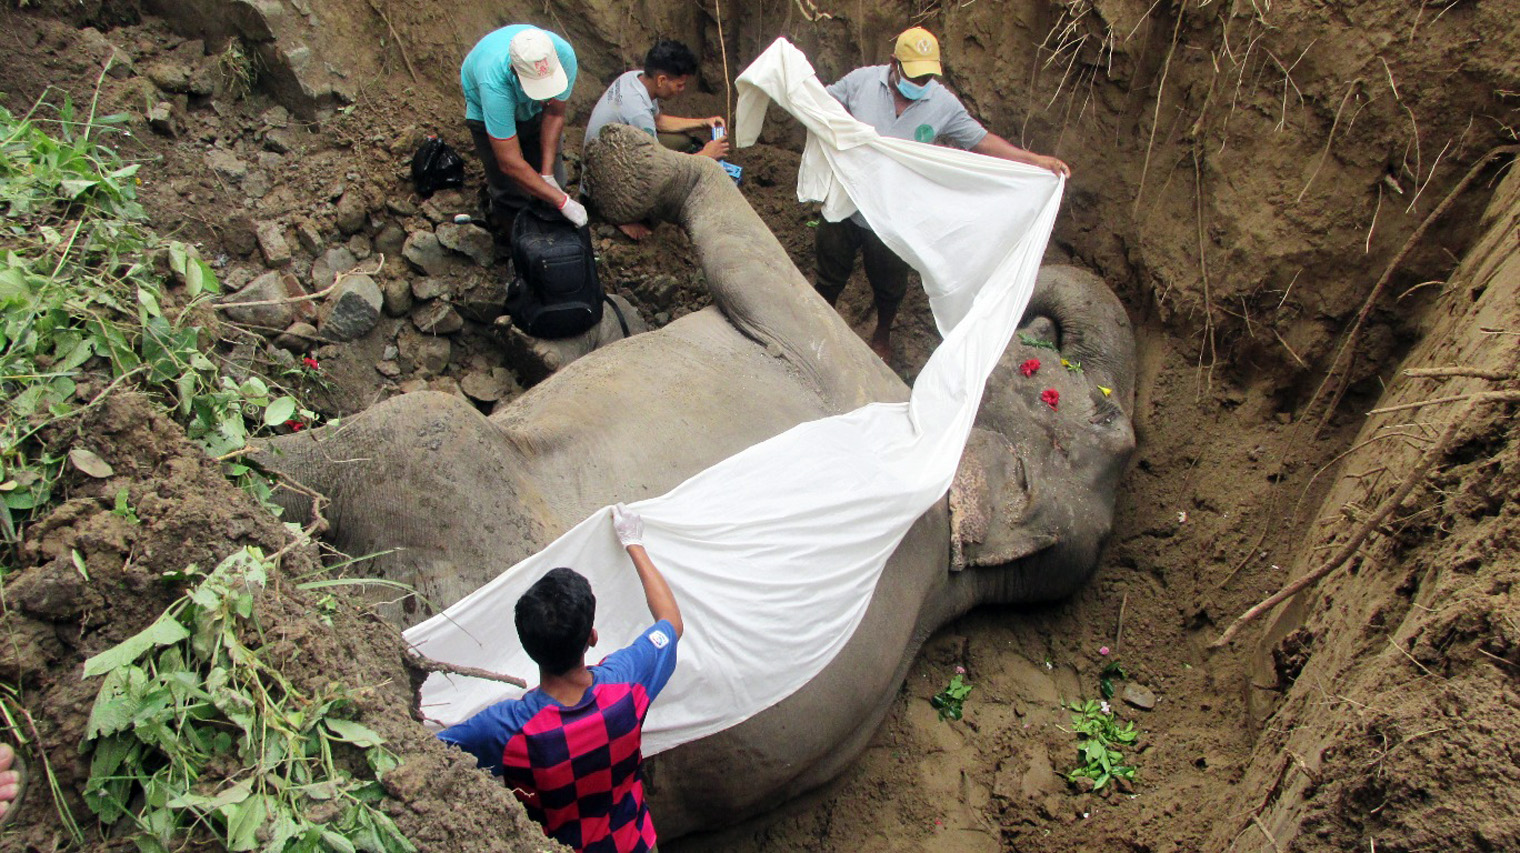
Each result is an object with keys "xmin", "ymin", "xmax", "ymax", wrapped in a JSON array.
[{"xmin": 1, "ymin": 0, "xmax": 1517, "ymax": 851}]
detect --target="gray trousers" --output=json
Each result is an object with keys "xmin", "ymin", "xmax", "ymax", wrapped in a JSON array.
[{"xmin": 466, "ymin": 116, "xmax": 566, "ymax": 224}]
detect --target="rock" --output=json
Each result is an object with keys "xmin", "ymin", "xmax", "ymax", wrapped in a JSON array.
[
  {"xmin": 454, "ymin": 273, "xmax": 510, "ymax": 323},
  {"xmin": 318, "ymin": 273, "xmax": 382, "ymax": 341},
  {"xmin": 411, "ymin": 277, "xmax": 448, "ymax": 301},
  {"xmin": 274, "ymin": 322, "xmax": 320, "ymax": 353},
  {"xmin": 311, "ymin": 246, "xmax": 359, "ymax": 291},
  {"xmin": 256, "ymin": 221, "xmax": 293, "ymax": 268},
  {"xmin": 224, "ymin": 216, "xmax": 258, "ymax": 257},
  {"xmin": 335, "ymin": 191, "xmax": 368, "ymax": 235},
  {"xmin": 347, "ymin": 233, "xmax": 373, "ymax": 260},
  {"xmin": 374, "ymin": 222, "xmax": 406, "ymax": 258},
  {"xmin": 460, "ymin": 367, "xmax": 518, "ymax": 403},
  {"xmin": 644, "ymin": 274, "xmax": 681, "ymax": 308},
  {"xmin": 383, "ymin": 345, "xmax": 399, "ymax": 361},
  {"xmin": 1122, "ymin": 683, "xmax": 1157, "ymax": 711},
  {"xmin": 495, "ymin": 293, "xmax": 646, "ymax": 386},
  {"xmin": 398, "ymin": 378, "xmax": 429, "ymax": 394},
  {"xmin": 435, "ymin": 222, "xmax": 496, "ymax": 267},
  {"xmin": 79, "ymin": 28, "xmax": 134, "ymax": 79},
  {"xmin": 428, "ymin": 376, "xmax": 465, "ymax": 397},
  {"xmin": 402, "ymin": 230, "xmax": 461, "ymax": 277},
  {"xmin": 386, "ymin": 198, "xmax": 418, "ymax": 217},
  {"xmin": 261, "ymin": 106, "xmax": 291, "ymax": 128},
  {"xmin": 263, "ymin": 129, "xmax": 298, "ymax": 154},
  {"xmin": 375, "ymin": 360, "xmax": 401, "ymax": 378},
  {"xmin": 244, "ymin": 170, "xmax": 271, "ymax": 199},
  {"xmin": 412, "ymin": 301, "xmax": 463, "ymax": 336},
  {"xmin": 402, "ymin": 334, "xmax": 451, "ymax": 377},
  {"xmin": 146, "ymin": 61, "xmax": 194, "ymax": 93},
  {"xmin": 219, "ymin": 271, "xmax": 305, "ymax": 331},
  {"xmin": 419, "ymin": 188, "xmax": 469, "ymax": 224},
  {"xmin": 205, "ymin": 148, "xmax": 248, "ymax": 182},
  {"xmin": 381, "ymin": 276, "xmax": 413, "ymax": 317},
  {"xmin": 294, "ymin": 219, "xmax": 325, "ymax": 256},
  {"xmin": 147, "ymin": 102, "xmax": 177, "ymax": 136}
]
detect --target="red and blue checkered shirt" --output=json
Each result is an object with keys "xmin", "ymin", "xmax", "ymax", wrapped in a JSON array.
[{"xmin": 440, "ymin": 621, "xmax": 680, "ymax": 852}]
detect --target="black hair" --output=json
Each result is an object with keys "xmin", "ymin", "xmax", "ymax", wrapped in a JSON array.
[
  {"xmin": 515, "ymin": 567, "xmax": 596, "ymax": 676},
  {"xmin": 644, "ymin": 39, "xmax": 699, "ymax": 79}
]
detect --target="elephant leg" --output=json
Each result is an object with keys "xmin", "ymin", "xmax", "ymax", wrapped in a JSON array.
[{"xmin": 257, "ymin": 391, "xmax": 547, "ymax": 623}]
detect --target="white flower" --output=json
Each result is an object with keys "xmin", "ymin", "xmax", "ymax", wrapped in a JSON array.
[{"xmin": 1099, "ymin": 701, "xmax": 1112, "ymax": 715}]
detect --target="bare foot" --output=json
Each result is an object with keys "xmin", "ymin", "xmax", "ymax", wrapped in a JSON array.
[
  {"xmin": 0, "ymin": 742, "xmax": 23, "ymax": 825},
  {"xmin": 868, "ymin": 338, "xmax": 893, "ymax": 363},
  {"xmin": 617, "ymin": 222, "xmax": 652, "ymax": 241}
]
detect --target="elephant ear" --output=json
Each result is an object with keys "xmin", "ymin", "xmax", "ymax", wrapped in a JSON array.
[{"xmin": 949, "ymin": 428, "xmax": 1058, "ymax": 571}]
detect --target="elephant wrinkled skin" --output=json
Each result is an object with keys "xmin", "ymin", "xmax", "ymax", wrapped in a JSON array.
[{"xmin": 261, "ymin": 124, "xmax": 1136, "ymax": 838}]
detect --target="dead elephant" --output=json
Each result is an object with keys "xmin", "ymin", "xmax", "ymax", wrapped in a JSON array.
[{"xmin": 261, "ymin": 124, "xmax": 1136, "ymax": 837}]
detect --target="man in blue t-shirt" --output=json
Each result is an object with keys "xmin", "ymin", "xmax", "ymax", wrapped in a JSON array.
[
  {"xmin": 439, "ymin": 504, "xmax": 682, "ymax": 853},
  {"xmin": 818, "ymin": 26, "xmax": 1071, "ymax": 363},
  {"xmin": 460, "ymin": 24, "xmax": 588, "ymax": 230}
]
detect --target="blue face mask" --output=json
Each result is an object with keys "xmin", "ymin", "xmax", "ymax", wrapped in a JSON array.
[{"xmin": 896, "ymin": 75, "xmax": 929, "ymax": 101}]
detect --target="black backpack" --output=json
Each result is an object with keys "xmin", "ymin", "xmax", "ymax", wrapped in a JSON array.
[
  {"xmin": 505, "ymin": 204, "xmax": 608, "ymax": 339},
  {"xmin": 411, "ymin": 135, "xmax": 465, "ymax": 198}
]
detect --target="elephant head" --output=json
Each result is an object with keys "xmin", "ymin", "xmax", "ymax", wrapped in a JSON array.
[{"xmin": 950, "ymin": 264, "xmax": 1137, "ymax": 604}]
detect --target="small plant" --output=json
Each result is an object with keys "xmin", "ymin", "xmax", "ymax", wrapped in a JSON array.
[
  {"xmin": 930, "ymin": 671, "xmax": 974, "ymax": 721},
  {"xmin": 82, "ymin": 547, "xmax": 415, "ymax": 852},
  {"xmin": 1061, "ymin": 357, "xmax": 1083, "ymax": 374},
  {"xmin": 1064, "ymin": 699, "xmax": 1138, "ymax": 791},
  {"xmin": 111, "ymin": 487, "xmax": 140, "ymax": 525},
  {"xmin": 1098, "ymin": 660, "xmax": 1126, "ymax": 700},
  {"xmin": 0, "ymin": 94, "xmax": 317, "ymax": 566},
  {"xmin": 215, "ymin": 41, "xmax": 258, "ymax": 100}
]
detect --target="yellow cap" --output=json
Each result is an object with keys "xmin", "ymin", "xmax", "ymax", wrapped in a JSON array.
[{"xmin": 894, "ymin": 27, "xmax": 942, "ymax": 78}]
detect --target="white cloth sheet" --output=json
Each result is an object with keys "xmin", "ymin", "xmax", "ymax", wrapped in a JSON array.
[{"xmin": 404, "ymin": 38, "xmax": 1063, "ymax": 756}]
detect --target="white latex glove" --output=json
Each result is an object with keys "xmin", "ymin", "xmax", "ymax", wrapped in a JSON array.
[
  {"xmin": 540, "ymin": 173, "xmax": 560, "ymax": 190},
  {"xmin": 612, "ymin": 503, "xmax": 644, "ymax": 548},
  {"xmin": 557, "ymin": 194, "xmax": 588, "ymax": 227}
]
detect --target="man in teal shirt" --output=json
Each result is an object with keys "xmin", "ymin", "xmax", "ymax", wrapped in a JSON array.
[{"xmin": 461, "ymin": 24, "xmax": 587, "ymax": 228}]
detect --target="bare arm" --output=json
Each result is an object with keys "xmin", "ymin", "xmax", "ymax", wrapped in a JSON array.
[
  {"xmin": 538, "ymin": 99, "xmax": 568, "ymax": 177},
  {"xmin": 488, "ymin": 132, "xmax": 568, "ymax": 206},
  {"xmin": 612, "ymin": 504, "xmax": 684, "ymax": 637},
  {"xmin": 654, "ymin": 113, "xmax": 723, "ymax": 134},
  {"xmin": 971, "ymin": 131, "xmax": 1071, "ymax": 177},
  {"xmin": 627, "ymin": 544, "xmax": 683, "ymax": 637}
]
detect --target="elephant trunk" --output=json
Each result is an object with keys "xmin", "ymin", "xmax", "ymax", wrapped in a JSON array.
[{"xmin": 585, "ymin": 124, "xmax": 901, "ymax": 408}]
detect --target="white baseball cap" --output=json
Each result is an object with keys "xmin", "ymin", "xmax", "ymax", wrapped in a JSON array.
[{"xmin": 509, "ymin": 28, "xmax": 569, "ymax": 101}]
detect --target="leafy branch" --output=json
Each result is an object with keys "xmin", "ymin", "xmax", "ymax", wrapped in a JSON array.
[{"xmin": 82, "ymin": 547, "xmax": 415, "ymax": 853}]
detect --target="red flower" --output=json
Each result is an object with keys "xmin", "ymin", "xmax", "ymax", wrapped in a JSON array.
[
  {"xmin": 302, "ymin": 356, "xmax": 320, "ymax": 371},
  {"xmin": 1019, "ymin": 358, "xmax": 1041, "ymax": 377},
  {"xmin": 285, "ymin": 419, "xmax": 307, "ymax": 432},
  {"xmin": 1041, "ymin": 388, "xmax": 1059, "ymax": 410}
]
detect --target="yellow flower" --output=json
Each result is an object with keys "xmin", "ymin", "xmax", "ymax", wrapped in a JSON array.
[{"xmin": 1098, "ymin": 386, "xmax": 1112, "ymax": 396}]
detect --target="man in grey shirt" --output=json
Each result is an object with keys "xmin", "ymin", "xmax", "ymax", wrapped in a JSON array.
[
  {"xmin": 817, "ymin": 26, "xmax": 1071, "ymax": 362},
  {"xmin": 585, "ymin": 40, "xmax": 729, "ymax": 240}
]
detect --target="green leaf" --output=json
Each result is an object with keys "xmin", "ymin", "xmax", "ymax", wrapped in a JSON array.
[
  {"xmin": 223, "ymin": 792, "xmax": 269, "ymax": 851},
  {"xmin": 83, "ymin": 612, "xmax": 191, "ymax": 677},
  {"xmin": 137, "ymin": 285, "xmax": 161, "ymax": 318},
  {"xmin": 324, "ymin": 718, "xmax": 384, "ymax": 749},
  {"xmin": 320, "ymin": 830, "xmax": 358, "ymax": 853},
  {"xmin": 263, "ymin": 396, "xmax": 297, "ymax": 426}
]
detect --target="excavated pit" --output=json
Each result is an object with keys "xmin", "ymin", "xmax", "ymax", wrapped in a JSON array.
[{"xmin": 1, "ymin": 1, "xmax": 1517, "ymax": 851}]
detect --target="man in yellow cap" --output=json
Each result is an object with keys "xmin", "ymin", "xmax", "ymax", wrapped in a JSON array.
[{"xmin": 816, "ymin": 26, "xmax": 1070, "ymax": 362}]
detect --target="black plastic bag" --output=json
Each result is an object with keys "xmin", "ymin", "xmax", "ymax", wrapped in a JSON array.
[{"xmin": 411, "ymin": 135, "xmax": 465, "ymax": 198}]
